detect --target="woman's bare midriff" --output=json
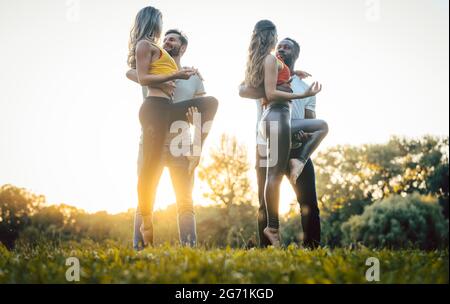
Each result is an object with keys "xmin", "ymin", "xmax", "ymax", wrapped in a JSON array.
[{"xmin": 145, "ymin": 87, "xmax": 173, "ymax": 99}]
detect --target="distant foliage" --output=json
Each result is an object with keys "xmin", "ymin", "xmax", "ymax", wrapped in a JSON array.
[
  {"xmin": 316, "ymin": 136, "xmax": 449, "ymax": 246},
  {"xmin": 0, "ymin": 184, "xmax": 45, "ymax": 249},
  {"xmin": 197, "ymin": 134, "xmax": 258, "ymax": 247},
  {"xmin": 152, "ymin": 203, "xmax": 258, "ymax": 248},
  {"xmin": 0, "ymin": 135, "xmax": 448, "ymax": 250},
  {"xmin": 341, "ymin": 193, "xmax": 449, "ymax": 249},
  {"xmin": 18, "ymin": 205, "xmax": 134, "ymax": 247},
  {"xmin": 198, "ymin": 134, "xmax": 255, "ymax": 207}
]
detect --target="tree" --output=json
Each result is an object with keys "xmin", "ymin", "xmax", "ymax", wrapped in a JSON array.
[
  {"xmin": 197, "ymin": 134, "xmax": 257, "ymax": 247},
  {"xmin": 198, "ymin": 134, "xmax": 254, "ymax": 208},
  {"xmin": 0, "ymin": 184, "xmax": 45, "ymax": 249}
]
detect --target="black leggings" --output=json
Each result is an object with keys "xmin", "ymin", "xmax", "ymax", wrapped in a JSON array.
[
  {"xmin": 259, "ymin": 102, "xmax": 328, "ymax": 229},
  {"xmin": 138, "ymin": 96, "xmax": 218, "ymax": 217}
]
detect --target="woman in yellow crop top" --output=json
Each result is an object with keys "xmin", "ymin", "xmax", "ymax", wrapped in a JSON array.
[
  {"xmin": 127, "ymin": 6, "xmax": 219, "ymax": 247},
  {"xmin": 127, "ymin": 9, "xmax": 196, "ymax": 99}
]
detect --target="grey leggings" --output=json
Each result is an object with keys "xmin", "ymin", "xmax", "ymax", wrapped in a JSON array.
[{"xmin": 259, "ymin": 102, "xmax": 328, "ymax": 229}]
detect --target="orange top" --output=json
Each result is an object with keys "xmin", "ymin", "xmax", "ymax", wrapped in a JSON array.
[
  {"xmin": 276, "ymin": 55, "xmax": 291, "ymax": 86},
  {"xmin": 149, "ymin": 43, "xmax": 178, "ymax": 75}
]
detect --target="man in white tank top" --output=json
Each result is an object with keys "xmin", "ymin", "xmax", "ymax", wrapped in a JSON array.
[{"xmin": 240, "ymin": 37, "xmax": 321, "ymax": 249}]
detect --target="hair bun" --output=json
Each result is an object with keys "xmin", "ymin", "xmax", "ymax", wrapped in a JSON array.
[{"xmin": 253, "ymin": 20, "xmax": 276, "ymax": 33}]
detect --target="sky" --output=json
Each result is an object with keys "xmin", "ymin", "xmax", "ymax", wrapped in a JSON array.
[{"xmin": 0, "ymin": 0, "xmax": 448, "ymax": 215}]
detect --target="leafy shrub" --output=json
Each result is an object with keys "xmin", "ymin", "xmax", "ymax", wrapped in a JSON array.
[{"xmin": 341, "ymin": 193, "xmax": 449, "ymax": 249}]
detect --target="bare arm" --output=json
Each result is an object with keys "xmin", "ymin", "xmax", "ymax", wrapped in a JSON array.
[
  {"xmin": 239, "ymin": 82, "xmax": 295, "ymax": 100},
  {"xmin": 264, "ymin": 55, "xmax": 321, "ymax": 102},
  {"xmin": 134, "ymin": 41, "xmax": 196, "ymax": 86},
  {"xmin": 126, "ymin": 69, "xmax": 139, "ymax": 84},
  {"xmin": 239, "ymin": 83, "xmax": 265, "ymax": 99},
  {"xmin": 264, "ymin": 55, "xmax": 302, "ymax": 102},
  {"xmin": 135, "ymin": 41, "xmax": 178, "ymax": 86},
  {"xmin": 293, "ymin": 70, "xmax": 312, "ymax": 79}
]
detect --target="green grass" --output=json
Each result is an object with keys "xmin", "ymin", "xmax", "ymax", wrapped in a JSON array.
[{"xmin": 0, "ymin": 240, "xmax": 448, "ymax": 284}]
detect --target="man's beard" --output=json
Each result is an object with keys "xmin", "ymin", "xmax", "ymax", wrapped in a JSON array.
[
  {"xmin": 278, "ymin": 54, "xmax": 293, "ymax": 67},
  {"xmin": 165, "ymin": 46, "xmax": 180, "ymax": 57}
]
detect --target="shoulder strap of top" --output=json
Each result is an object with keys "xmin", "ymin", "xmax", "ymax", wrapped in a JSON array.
[{"xmin": 276, "ymin": 57, "xmax": 284, "ymax": 70}]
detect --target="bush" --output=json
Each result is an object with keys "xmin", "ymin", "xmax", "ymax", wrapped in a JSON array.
[
  {"xmin": 341, "ymin": 193, "xmax": 449, "ymax": 249},
  {"xmin": 320, "ymin": 199, "xmax": 372, "ymax": 247}
]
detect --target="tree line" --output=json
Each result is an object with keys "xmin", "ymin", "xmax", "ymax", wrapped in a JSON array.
[{"xmin": 1, "ymin": 135, "xmax": 448, "ymax": 250}]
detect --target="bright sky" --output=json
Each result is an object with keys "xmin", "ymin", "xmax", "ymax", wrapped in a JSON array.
[{"xmin": 0, "ymin": 0, "xmax": 448, "ymax": 215}]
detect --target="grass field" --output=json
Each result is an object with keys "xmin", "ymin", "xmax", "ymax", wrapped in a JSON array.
[{"xmin": 0, "ymin": 241, "xmax": 448, "ymax": 284}]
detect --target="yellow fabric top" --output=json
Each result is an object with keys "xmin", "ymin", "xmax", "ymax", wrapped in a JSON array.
[{"xmin": 149, "ymin": 43, "xmax": 178, "ymax": 75}]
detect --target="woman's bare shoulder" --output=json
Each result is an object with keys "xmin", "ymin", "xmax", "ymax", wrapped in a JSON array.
[
  {"xmin": 264, "ymin": 54, "xmax": 277, "ymax": 64},
  {"xmin": 136, "ymin": 40, "xmax": 159, "ymax": 53}
]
